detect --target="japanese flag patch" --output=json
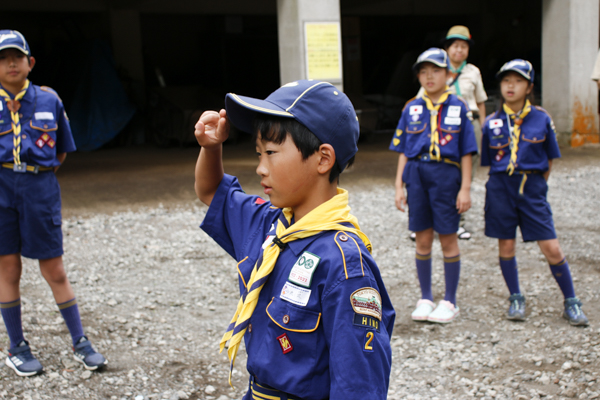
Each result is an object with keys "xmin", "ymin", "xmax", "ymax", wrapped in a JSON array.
[
  {"xmin": 489, "ymin": 119, "xmax": 503, "ymax": 128},
  {"xmin": 409, "ymin": 105, "xmax": 423, "ymax": 115}
]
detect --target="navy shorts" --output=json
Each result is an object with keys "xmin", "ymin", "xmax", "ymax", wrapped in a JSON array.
[
  {"xmin": 0, "ymin": 168, "xmax": 64, "ymax": 259},
  {"xmin": 484, "ymin": 173, "xmax": 556, "ymax": 242},
  {"xmin": 403, "ymin": 160, "xmax": 462, "ymax": 235}
]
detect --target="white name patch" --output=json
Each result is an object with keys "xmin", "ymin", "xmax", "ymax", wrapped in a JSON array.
[
  {"xmin": 444, "ymin": 117, "xmax": 461, "ymax": 125},
  {"xmin": 447, "ymin": 105, "xmax": 461, "ymax": 117},
  {"xmin": 288, "ymin": 251, "xmax": 320, "ymax": 288},
  {"xmin": 35, "ymin": 112, "xmax": 54, "ymax": 120},
  {"xmin": 489, "ymin": 119, "xmax": 503, "ymax": 128},
  {"xmin": 280, "ymin": 282, "xmax": 311, "ymax": 306},
  {"xmin": 409, "ymin": 105, "xmax": 423, "ymax": 115}
]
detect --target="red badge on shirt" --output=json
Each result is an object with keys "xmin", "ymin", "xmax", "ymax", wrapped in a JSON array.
[
  {"xmin": 496, "ymin": 149, "xmax": 505, "ymax": 162},
  {"xmin": 254, "ymin": 197, "xmax": 266, "ymax": 205},
  {"xmin": 440, "ymin": 134, "xmax": 452, "ymax": 146},
  {"xmin": 277, "ymin": 333, "xmax": 293, "ymax": 354},
  {"xmin": 35, "ymin": 133, "xmax": 55, "ymax": 149}
]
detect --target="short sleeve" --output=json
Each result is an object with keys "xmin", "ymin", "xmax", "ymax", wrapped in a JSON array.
[
  {"xmin": 480, "ymin": 118, "xmax": 491, "ymax": 166},
  {"xmin": 544, "ymin": 116, "xmax": 561, "ymax": 160},
  {"xmin": 201, "ymin": 174, "xmax": 277, "ymax": 261},
  {"xmin": 389, "ymin": 111, "xmax": 408, "ymax": 153},
  {"xmin": 473, "ymin": 68, "xmax": 488, "ymax": 104},
  {"xmin": 54, "ymin": 100, "xmax": 76, "ymax": 154},
  {"xmin": 459, "ymin": 106, "xmax": 478, "ymax": 157}
]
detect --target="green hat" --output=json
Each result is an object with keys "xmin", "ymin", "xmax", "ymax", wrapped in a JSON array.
[{"xmin": 444, "ymin": 25, "xmax": 473, "ymax": 47}]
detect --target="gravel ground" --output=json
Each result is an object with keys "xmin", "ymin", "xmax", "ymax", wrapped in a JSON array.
[{"xmin": 0, "ymin": 144, "xmax": 598, "ymax": 400}]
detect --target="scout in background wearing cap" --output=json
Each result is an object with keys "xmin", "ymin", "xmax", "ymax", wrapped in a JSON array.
[
  {"xmin": 390, "ymin": 48, "xmax": 478, "ymax": 324},
  {"xmin": 194, "ymin": 80, "xmax": 394, "ymax": 399},
  {"xmin": 0, "ymin": 30, "xmax": 107, "ymax": 376},
  {"xmin": 416, "ymin": 25, "xmax": 488, "ymax": 240},
  {"xmin": 481, "ymin": 59, "xmax": 588, "ymax": 326}
]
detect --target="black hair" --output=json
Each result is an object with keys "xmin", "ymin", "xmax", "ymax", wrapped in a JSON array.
[
  {"xmin": 443, "ymin": 38, "xmax": 472, "ymax": 51},
  {"xmin": 252, "ymin": 114, "xmax": 354, "ymax": 183}
]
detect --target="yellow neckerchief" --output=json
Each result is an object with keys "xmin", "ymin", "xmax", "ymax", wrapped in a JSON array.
[
  {"xmin": 0, "ymin": 80, "xmax": 30, "ymax": 166},
  {"xmin": 504, "ymin": 100, "xmax": 532, "ymax": 175},
  {"xmin": 422, "ymin": 87, "xmax": 451, "ymax": 161},
  {"xmin": 219, "ymin": 187, "xmax": 371, "ymax": 386}
]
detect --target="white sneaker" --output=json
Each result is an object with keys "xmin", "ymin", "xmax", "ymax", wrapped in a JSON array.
[
  {"xmin": 411, "ymin": 299, "xmax": 436, "ymax": 321},
  {"xmin": 427, "ymin": 300, "xmax": 460, "ymax": 323}
]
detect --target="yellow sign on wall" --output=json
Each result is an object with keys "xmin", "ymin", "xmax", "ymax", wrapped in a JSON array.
[{"xmin": 304, "ymin": 22, "xmax": 342, "ymax": 82}]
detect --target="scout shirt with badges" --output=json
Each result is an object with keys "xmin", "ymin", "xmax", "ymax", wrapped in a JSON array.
[
  {"xmin": 389, "ymin": 92, "xmax": 477, "ymax": 163},
  {"xmin": 201, "ymin": 174, "xmax": 395, "ymax": 400},
  {"xmin": 481, "ymin": 104, "xmax": 560, "ymax": 173},
  {"xmin": 0, "ymin": 83, "xmax": 76, "ymax": 167}
]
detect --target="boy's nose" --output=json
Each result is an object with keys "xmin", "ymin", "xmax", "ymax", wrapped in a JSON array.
[{"xmin": 256, "ymin": 161, "xmax": 268, "ymax": 177}]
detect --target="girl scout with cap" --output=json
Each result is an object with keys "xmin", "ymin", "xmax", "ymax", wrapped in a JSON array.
[
  {"xmin": 390, "ymin": 48, "xmax": 478, "ymax": 324},
  {"xmin": 481, "ymin": 59, "xmax": 588, "ymax": 326},
  {"xmin": 416, "ymin": 25, "xmax": 488, "ymax": 240},
  {"xmin": 0, "ymin": 30, "xmax": 106, "ymax": 376},
  {"xmin": 195, "ymin": 80, "xmax": 394, "ymax": 399}
]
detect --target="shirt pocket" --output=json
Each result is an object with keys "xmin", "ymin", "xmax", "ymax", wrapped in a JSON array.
[
  {"xmin": 406, "ymin": 122, "xmax": 428, "ymax": 134},
  {"xmin": 266, "ymin": 296, "xmax": 321, "ymax": 332},
  {"xmin": 521, "ymin": 127, "xmax": 547, "ymax": 144},
  {"xmin": 0, "ymin": 120, "xmax": 12, "ymax": 135},
  {"xmin": 29, "ymin": 120, "xmax": 58, "ymax": 148}
]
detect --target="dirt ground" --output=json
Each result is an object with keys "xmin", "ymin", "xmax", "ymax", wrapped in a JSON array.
[{"xmin": 1, "ymin": 136, "xmax": 599, "ymax": 400}]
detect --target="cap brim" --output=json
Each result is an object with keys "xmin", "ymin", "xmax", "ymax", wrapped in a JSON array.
[
  {"xmin": 0, "ymin": 44, "xmax": 29, "ymax": 55},
  {"xmin": 412, "ymin": 60, "xmax": 447, "ymax": 71},
  {"xmin": 224, "ymin": 93, "xmax": 294, "ymax": 134},
  {"xmin": 496, "ymin": 68, "xmax": 532, "ymax": 81}
]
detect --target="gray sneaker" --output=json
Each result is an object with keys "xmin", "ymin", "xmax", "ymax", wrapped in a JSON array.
[{"xmin": 507, "ymin": 293, "xmax": 526, "ymax": 321}]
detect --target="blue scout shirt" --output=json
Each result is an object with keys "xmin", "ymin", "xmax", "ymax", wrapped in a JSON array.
[
  {"xmin": 0, "ymin": 83, "xmax": 76, "ymax": 166},
  {"xmin": 201, "ymin": 174, "xmax": 395, "ymax": 400},
  {"xmin": 481, "ymin": 106, "xmax": 561, "ymax": 173},
  {"xmin": 389, "ymin": 94, "xmax": 477, "ymax": 161}
]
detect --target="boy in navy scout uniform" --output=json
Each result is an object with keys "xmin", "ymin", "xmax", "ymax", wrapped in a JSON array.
[
  {"xmin": 0, "ymin": 30, "xmax": 107, "ymax": 376},
  {"xmin": 194, "ymin": 80, "xmax": 395, "ymax": 399},
  {"xmin": 482, "ymin": 59, "xmax": 588, "ymax": 326},
  {"xmin": 390, "ymin": 48, "xmax": 477, "ymax": 324}
]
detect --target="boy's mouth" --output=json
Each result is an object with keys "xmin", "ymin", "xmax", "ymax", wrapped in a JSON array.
[{"xmin": 261, "ymin": 183, "xmax": 272, "ymax": 195}]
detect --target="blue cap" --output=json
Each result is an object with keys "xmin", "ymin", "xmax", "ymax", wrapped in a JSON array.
[
  {"xmin": 412, "ymin": 48, "xmax": 449, "ymax": 72},
  {"xmin": 225, "ymin": 80, "xmax": 359, "ymax": 170},
  {"xmin": 496, "ymin": 59, "xmax": 535, "ymax": 83},
  {"xmin": 0, "ymin": 30, "xmax": 30, "ymax": 56}
]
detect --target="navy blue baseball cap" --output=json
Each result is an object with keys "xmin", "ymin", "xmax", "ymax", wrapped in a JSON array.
[
  {"xmin": 225, "ymin": 80, "xmax": 359, "ymax": 170},
  {"xmin": 412, "ymin": 48, "xmax": 449, "ymax": 72},
  {"xmin": 496, "ymin": 59, "xmax": 535, "ymax": 83},
  {"xmin": 0, "ymin": 30, "xmax": 31, "ymax": 56}
]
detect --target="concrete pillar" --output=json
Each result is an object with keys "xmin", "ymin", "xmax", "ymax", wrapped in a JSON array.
[
  {"xmin": 542, "ymin": 0, "xmax": 599, "ymax": 147},
  {"xmin": 276, "ymin": 0, "xmax": 343, "ymax": 90}
]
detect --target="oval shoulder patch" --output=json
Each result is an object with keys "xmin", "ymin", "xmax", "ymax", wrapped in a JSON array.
[{"xmin": 350, "ymin": 287, "xmax": 382, "ymax": 320}]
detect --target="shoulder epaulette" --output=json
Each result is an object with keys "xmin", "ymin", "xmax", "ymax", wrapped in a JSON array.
[
  {"xmin": 402, "ymin": 96, "xmax": 418, "ymax": 112},
  {"xmin": 40, "ymin": 86, "xmax": 63, "ymax": 103},
  {"xmin": 455, "ymin": 95, "xmax": 470, "ymax": 110},
  {"xmin": 333, "ymin": 231, "xmax": 367, "ymax": 280},
  {"xmin": 534, "ymin": 105, "xmax": 553, "ymax": 118}
]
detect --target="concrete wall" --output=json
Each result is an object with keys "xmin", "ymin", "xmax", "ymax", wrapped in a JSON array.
[
  {"xmin": 542, "ymin": 0, "xmax": 600, "ymax": 146},
  {"xmin": 277, "ymin": 0, "xmax": 342, "ymax": 89}
]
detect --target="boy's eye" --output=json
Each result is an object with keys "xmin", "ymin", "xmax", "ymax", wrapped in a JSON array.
[{"xmin": 265, "ymin": 150, "xmax": 275, "ymax": 155}]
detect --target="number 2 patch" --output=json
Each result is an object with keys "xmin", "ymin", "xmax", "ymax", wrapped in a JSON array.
[{"xmin": 364, "ymin": 331, "xmax": 375, "ymax": 352}]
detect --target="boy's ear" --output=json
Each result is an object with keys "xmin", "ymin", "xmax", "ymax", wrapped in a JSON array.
[
  {"xmin": 316, "ymin": 144, "xmax": 336, "ymax": 175},
  {"xmin": 28, "ymin": 56, "xmax": 36, "ymax": 70},
  {"xmin": 526, "ymin": 83, "xmax": 533, "ymax": 95}
]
